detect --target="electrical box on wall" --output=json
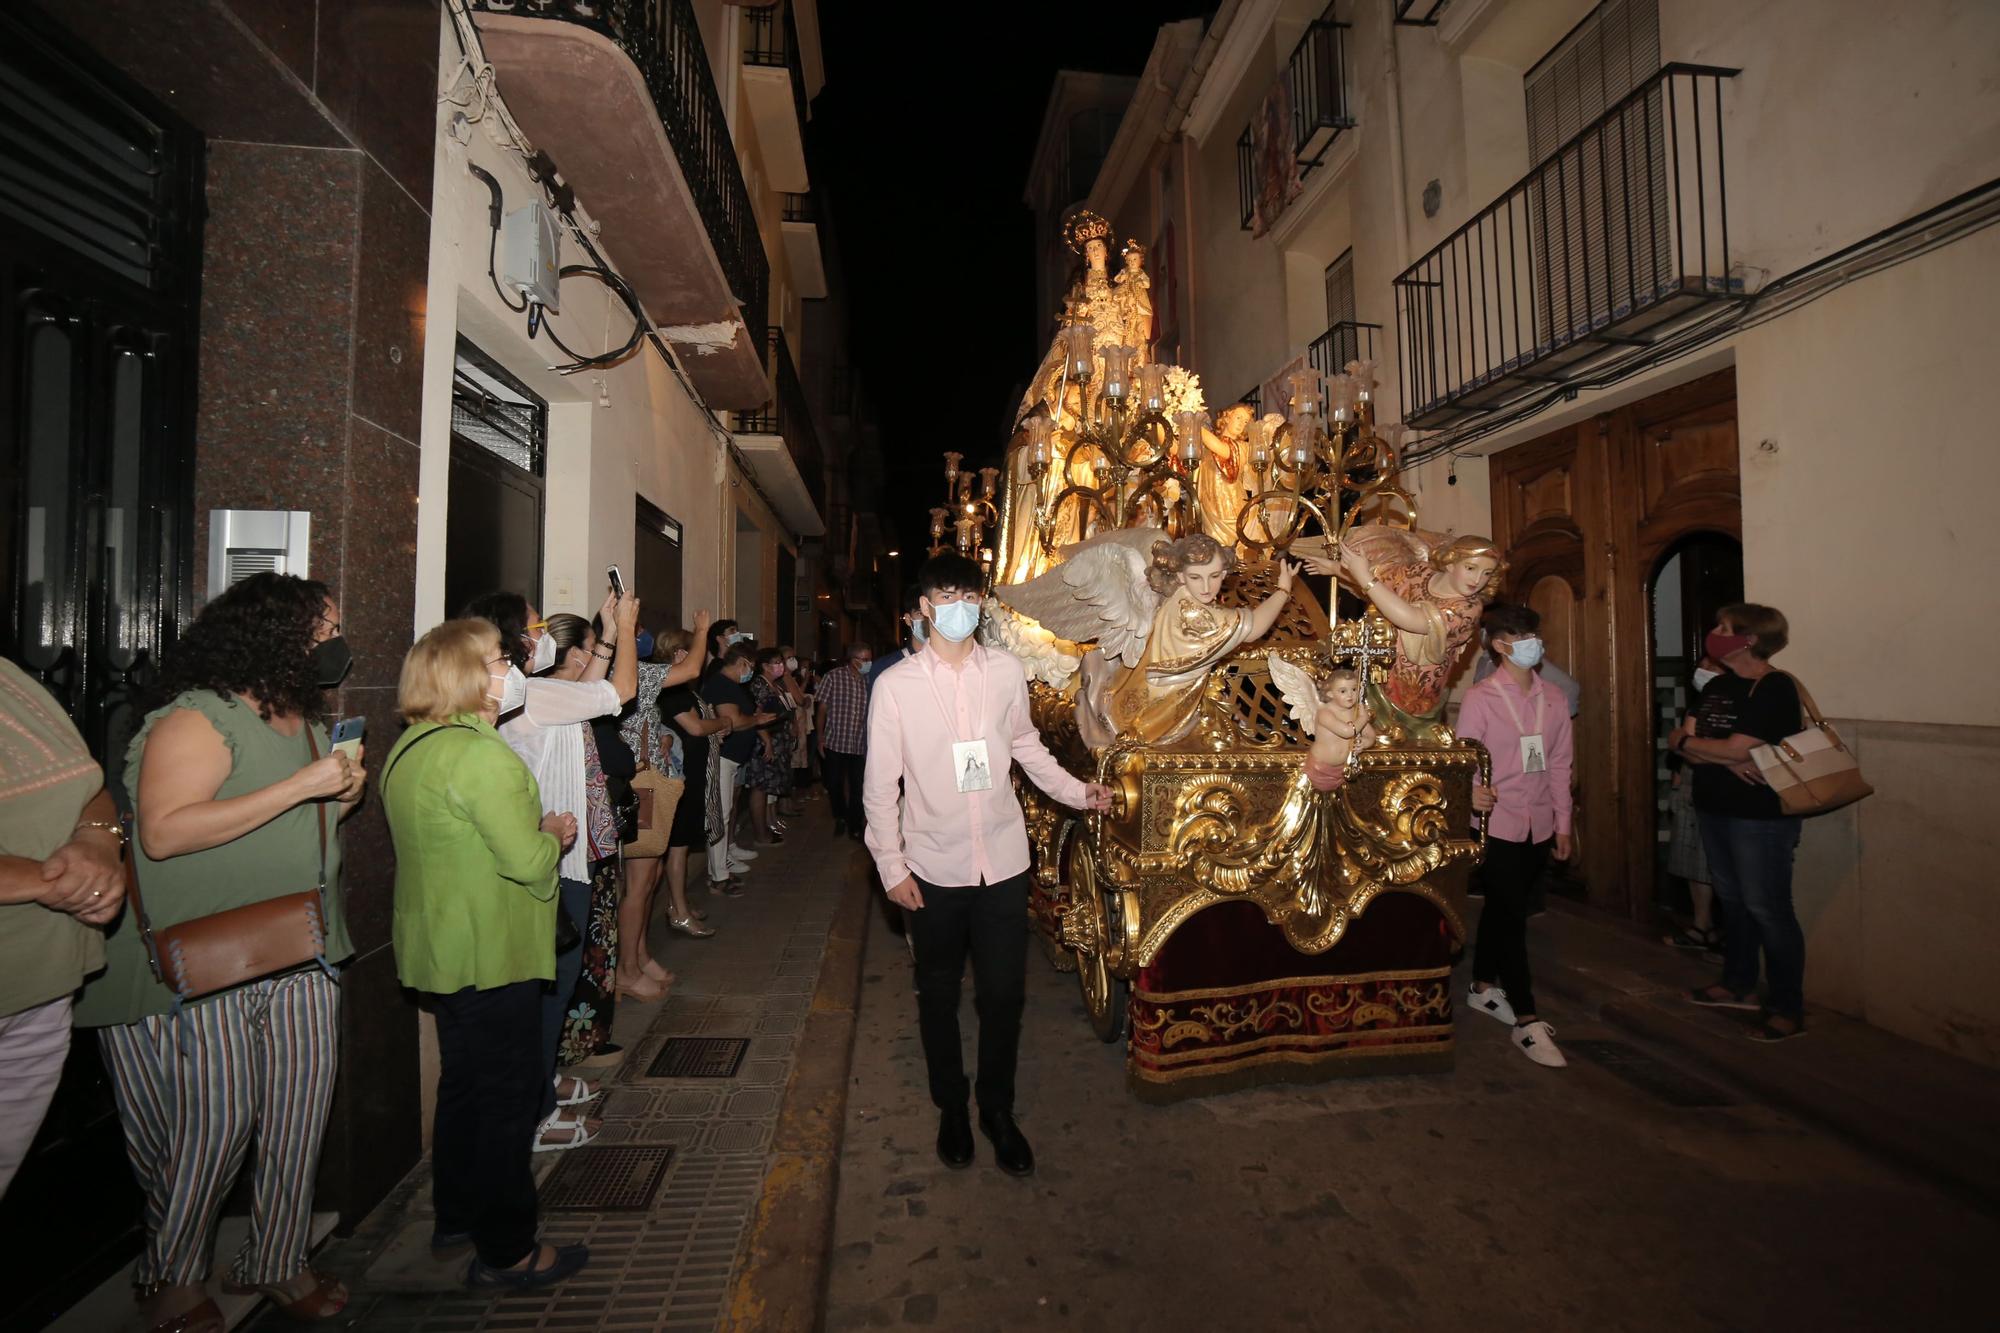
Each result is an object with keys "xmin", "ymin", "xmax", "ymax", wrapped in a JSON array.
[
  {"xmin": 208, "ymin": 509, "xmax": 310, "ymax": 595},
  {"xmin": 500, "ymin": 202, "xmax": 561, "ymax": 312}
]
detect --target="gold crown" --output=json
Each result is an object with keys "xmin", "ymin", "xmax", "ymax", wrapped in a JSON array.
[
  {"xmin": 1063, "ymin": 210, "xmax": 1113, "ymax": 253},
  {"xmin": 1121, "ymin": 236, "xmax": 1147, "ymax": 257}
]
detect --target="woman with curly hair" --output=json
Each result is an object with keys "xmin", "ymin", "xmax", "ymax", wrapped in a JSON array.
[{"xmin": 75, "ymin": 572, "xmax": 365, "ymax": 1332}]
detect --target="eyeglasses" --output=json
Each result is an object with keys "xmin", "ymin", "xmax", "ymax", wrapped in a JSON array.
[{"xmin": 484, "ymin": 654, "xmax": 511, "ymax": 669}]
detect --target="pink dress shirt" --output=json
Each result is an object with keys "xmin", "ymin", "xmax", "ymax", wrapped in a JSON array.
[
  {"xmin": 864, "ymin": 644, "xmax": 1091, "ymax": 890},
  {"xmin": 1455, "ymin": 668, "xmax": 1574, "ymax": 844}
]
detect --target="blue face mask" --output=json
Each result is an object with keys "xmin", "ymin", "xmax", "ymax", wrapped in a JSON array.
[
  {"xmin": 929, "ymin": 599, "xmax": 981, "ymax": 643},
  {"xmin": 910, "ymin": 618, "xmax": 929, "ymax": 644},
  {"xmin": 634, "ymin": 627, "xmax": 655, "ymax": 660},
  {"xmin": 1504, "ymin": 636, "xmax": 1545, "ymax": 669}
]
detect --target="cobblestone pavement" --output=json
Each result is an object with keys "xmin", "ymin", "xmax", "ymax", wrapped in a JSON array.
[
  {"xmin": 289, "ymin": 806, "xmax": 849, "ymax": 1333},
  {"xmin": 829, "ymin": 901, "xmax": 1993, "ymax": 1332}
]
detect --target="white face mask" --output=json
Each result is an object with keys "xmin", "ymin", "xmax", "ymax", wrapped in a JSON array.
[
  {"xmin": 1692, "ymin": 667, "xmax": 1721, "ymax": 691},
  {"xmin": 1503, "ymin": 636, "xmax": 1545, "ymax": 669},
  {"xmin": 929, "ymin": 599, "xmax": 981, "ymax": 643},
  {"xmin": 528, "ymin": 630, "xmax": 558, "ymax": 674},
  {"xmin": 489, "ymin": 664, "xmax": 527, "ymax": 713},
  {"xmin": 785, "ymin": 656, "xmax": 798, "ymax": 671}
]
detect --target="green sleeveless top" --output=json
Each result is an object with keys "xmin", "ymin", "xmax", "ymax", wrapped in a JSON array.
[{"xmin": 73, "ymin": 691, "xmax": 351, "ymax": 1026}]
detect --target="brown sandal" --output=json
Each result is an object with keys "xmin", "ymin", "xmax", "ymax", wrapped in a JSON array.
[
  {"xmin": 222, "ymin": 1269, "xmax": 349, "ymax": 1321},
  {"xmin": 147, "ymin": 1296, "xmax": 224, "ymax": 1333}
]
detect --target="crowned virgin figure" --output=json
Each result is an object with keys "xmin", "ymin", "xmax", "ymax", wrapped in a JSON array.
[{"xmin": 1014, "ymin": 210, "xmax": 1132, "ymax": 430}]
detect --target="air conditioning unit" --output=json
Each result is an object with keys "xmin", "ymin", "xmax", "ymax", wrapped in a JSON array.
[{"xmin": 208, "ymin": 509, "xmax": 310, "ymax": 595}]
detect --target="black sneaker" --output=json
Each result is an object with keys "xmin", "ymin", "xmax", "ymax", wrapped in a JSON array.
[
  {"xmin": 977, "ymin": 1109, "xmax": 1035, "ymax": 1177},
  {"xmin": 466, "ymin": 1243, "xmax": 590, "ymax": 1289},
  {"xmin": 936, "ymin": 1107, "xmax": 973, "ymax": 1169}
]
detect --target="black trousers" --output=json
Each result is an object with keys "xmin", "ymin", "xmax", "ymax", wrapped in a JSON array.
[
  {"xmin": 429, "ymin": 980, "xmax": 544, "ymax": 1269},
  {"xmin": 823, "ymin": 748, "xmax": 865, "ymax": 830},
  {"xmin": 903, "ymin": 872, "xmax": 1030, "ymax": 1114},
  {"xmin": 1472, "ymin": 834, "xmax": 1551, "ymax": 1019}
]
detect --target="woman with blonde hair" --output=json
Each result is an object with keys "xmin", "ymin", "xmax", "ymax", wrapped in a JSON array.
[{"xmin": 381, "ymin": 618, "xmax": 587, "ymax": 1289}]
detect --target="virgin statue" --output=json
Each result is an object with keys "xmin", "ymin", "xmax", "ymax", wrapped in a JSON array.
[
  {"xmin": 1299, "ymin": 526, "xmax": 1504, "ymax": 741},
  {"xmin": 1015, "ymin": 210, "xmax": 1131, "ymax": 430}
]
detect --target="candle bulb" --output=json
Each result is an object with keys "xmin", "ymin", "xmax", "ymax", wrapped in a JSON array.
[
  {"xmin": 1328, "ymin": 373, "xmax": 1358, "ymax": 425},
  {"xmin": 929, "ymin": 506, "xmax": 948, "ymax": 538},
  {"xmin": 980, "ymin": 466, "xmax": 999, "ymax": 499},
  {"xmin": 1026, "ymin": 414, "xmax": 1053, "ymax": 468},
  {"xmin": 1138, "ymin": 363, "xmax": 1168, "ymax": 414},
  {"xmin": 1174, "ymin": 410, "xmax": 1207, "ymax": 468},
  {"xmin": 1102, "ymin": 345, "xmax": 1134, "ymax": 403},
  {"xmin": 1287, "ymin": 367, "xmax": 1322, "ymax": 429},
  {"xmin": 1346, "ymin": 358, "xmax": 1379, "ymax": 403},
  {"xmin": 1065, "ymin": 324, "xmax": 1096, "ymax": 380}
]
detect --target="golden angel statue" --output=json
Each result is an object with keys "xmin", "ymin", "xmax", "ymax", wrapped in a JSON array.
[
  {"xmin": 996, "ymin": 529, "xmax": 1297, "ymax": 748},
  {"xmin": 1114, "ymin": 238, "xmax": 1154, "ymax": 364},
  {"xmin": 1194, "ymin": 401, "xmax": 1261, "ymax": 553},
  {"xmin": 1299, "ymin": 525, "xmax": 1504, "ymax": 740},
  {"xmin": 1267, "ymin": 654, "xmax": 1379, "ymax": 790}
]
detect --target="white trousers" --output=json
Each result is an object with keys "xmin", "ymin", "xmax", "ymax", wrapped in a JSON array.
[
  {"xmin": 0, "ymin": 995, "xmax": 72, "ymax": 1199},
  {"xmin": 708, "ymin": 756, "xmax": 742, "ymax": 882}
]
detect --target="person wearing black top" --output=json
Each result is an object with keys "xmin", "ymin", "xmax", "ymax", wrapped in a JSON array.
[
  {"xmin": 656, "ymin": 629, "xmax": 731, "ymax": 922},
  {"xmin": 700, "ymin": 645, "xmax": 768, "ymax": 887},
  {"xmin": 1667, "ymin": 603, "xmax": 1807, "ymax": 1041}
]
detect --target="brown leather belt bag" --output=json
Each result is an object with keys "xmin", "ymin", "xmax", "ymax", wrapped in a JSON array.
[{"xmin": 128, "ymin": 727, "xmax": 335, "ymax": 1003}]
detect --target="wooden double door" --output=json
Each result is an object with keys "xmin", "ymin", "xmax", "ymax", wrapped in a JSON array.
[{"xmin": 1487, "ymin": 368, "xmax": 1740, "ymax": 920}]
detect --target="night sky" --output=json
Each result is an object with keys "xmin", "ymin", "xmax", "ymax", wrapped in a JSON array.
[{"xmin": 811, "ymin": 3, "xmax": 1212, "ymax": 561}]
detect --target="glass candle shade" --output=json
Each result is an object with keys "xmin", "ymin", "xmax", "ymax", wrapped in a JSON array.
[
  {"xmin": 929, "ymin": 507, "xmax": 948, "ymax": 538},
  {"xmin": 1025, "ymin": 413, "xmax": 1053, "ymax": 467},
  {"xmin": 1174, "ymin": 410, "xmax": 1206, "ymax": 467},
  {"xmin": 1102, "ymin": 345, "xmax": 1135, "ymax": 402},
  {"xmin": 1064, "ymin": 324, "xmax": 1096, "ymax": 379},
  {"xmin": 979, "ymin": 466, "xmax": 999, "ymax": 499},
  {"xmin": 1375, "ymin": 421, "xmax": 1407, "ymax": 460},
  {"xmin": 955, "ymin": 517, "xmax": 973, "ymax": 551},
  {"xmin": 1286, "ymin": 367, "xmax": 1321, "ymax": 428},
  {"xmin": 1327, "ymin": 373, "xmax": 1358, "ymax": 424},
  {"xmin": 943, "ymin": 450, "xmax": 963, "ymax": 484},
  {"xmin": 1138, "ymin": 363, "xmax": 1168, "ymax": 414},
  {"xmin": 1346, "ymin": 358, "xmax": 1379, "ymax": 402}
]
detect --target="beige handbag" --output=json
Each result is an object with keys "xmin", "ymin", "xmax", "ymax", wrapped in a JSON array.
[
  {"xmin": 622, "ymin": 717, "xmax": 682, "ymax": 858},
  {"xmin": 1750, "ymin": 673, "xmax": 1874, "ymax": 816}
]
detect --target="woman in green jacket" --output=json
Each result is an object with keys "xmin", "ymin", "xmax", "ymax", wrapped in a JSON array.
[{"xmin": 382, "ymin": 618, "xmax": 587, "ymax": 1289}]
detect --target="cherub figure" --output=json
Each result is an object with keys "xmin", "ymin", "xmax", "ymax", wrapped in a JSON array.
[
  {"xmin": 1268, "ymin": 657, "xmax": 1379, "ymax": 791},
  {"xmin": 996, "ymin": 529, "xmax": 1297, "ymax": 748}
]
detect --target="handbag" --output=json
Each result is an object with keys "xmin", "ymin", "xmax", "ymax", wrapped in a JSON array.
[
  {"xmin": 128, "ymin": 726, "xmax": 337, "ymax": 1004},
  {"xmin": 621, "ymin": 715, "xmax": 683, "ymax": 859},
  {"xmin": 1749, "ymin": 673, "xmax": 1875, "ymax": 816}
]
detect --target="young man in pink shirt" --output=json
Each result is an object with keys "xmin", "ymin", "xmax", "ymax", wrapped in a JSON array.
[
  {"xmin": 1456, "ymin": 603, "xmax": 1574, "ymax": 1069},
  {"xmin": 864, "ymin": 554, "xmax": 1111, "ymax": 1175}
]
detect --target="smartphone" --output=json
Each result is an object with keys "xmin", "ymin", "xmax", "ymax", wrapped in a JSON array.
[
  {"xmin": 331, "ymin": 716, "xmax": 365, "ymax": 760},
  {"xmin": 607, "ymin": 564, "xmax": 625, "ymax": 598}
]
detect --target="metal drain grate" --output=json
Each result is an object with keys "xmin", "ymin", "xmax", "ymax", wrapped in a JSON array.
[
  {"xmin": 647, "ymin": 1036, "xmax": 750, "ymax": 1079},
  {"xmin": 1567, "ymin": 1039, "xmax": 1736, "ymax": 1107},
  {"xmin": 539, "ymin": 1144, "xmax": 675, "ymax": 1211}
]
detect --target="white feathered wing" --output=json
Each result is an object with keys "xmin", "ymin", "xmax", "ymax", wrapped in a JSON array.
[
  {"xmin": 993, "ymin": 527, "xmax": 1166, "ymax": 668},
  {"xmin": 1265, "ymin": 654, "xmax": 1322, "ymax": 738}
]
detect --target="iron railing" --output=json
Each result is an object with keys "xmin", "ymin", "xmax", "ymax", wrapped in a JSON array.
[
  {"xmin": 1236, "ymin": 12, "xmax": 1354, "ymax": 229},
  {"xmin": 1393, "ymin": 64, "xmax": 1739, "ymax": 427},
  {"xmin": 471, "ymin": 0, "xmax": 768, "ymax": 354},
  {"xmin": 1307, "ymin": 320, "xmax": 1380, "ymax": 384},
  {"xmin": 736, "ymin": 330, "xmax": 825, "ymax": 511},
  {"xmin": 742, "ymin": 1, "xmax": 808, "ymax": 134},
  {"xmin": 782, "ymin": 191, "xmax": 813, "ymax": 223}
]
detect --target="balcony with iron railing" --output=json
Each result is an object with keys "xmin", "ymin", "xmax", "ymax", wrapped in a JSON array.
[
  {"xmin": 1236, "ymin": 11, "xmax": 1355, "ymax": 231},
  {"xmin": 742, "ymin": 1, "xmax": 808, "ymax": 193},
  {"xmin": 781, "ymin": 191, "xmax": 827, "ymax": 298},
  {"xmin": 1393, "ymin": 64, "xmax": 1742, "ymax": 430},
  {"xmin": 467, "ymin": 0, "xmax": 770, "ymax": 408},
  {"xmin": 733, "ymin": 330, "xmax": 826, "ymax": 536},
  {"xmin": 1308, "ymin": 320, "xmax": 1380, "ymax": 384}
]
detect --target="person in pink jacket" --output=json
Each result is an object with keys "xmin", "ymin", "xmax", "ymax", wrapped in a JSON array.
[{"xmin": 1456, "ymin": 603, "xmax": 1574, "ymax": 1069}]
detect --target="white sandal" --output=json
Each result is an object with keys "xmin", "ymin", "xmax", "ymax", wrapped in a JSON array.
[
  {"xmin": 553, "ymin": 1074, "xmax": 595, "ymax": 1107},
  {"xmin": 532, "ymin": 1108, "xmax": 598, "ymax": 1152}
]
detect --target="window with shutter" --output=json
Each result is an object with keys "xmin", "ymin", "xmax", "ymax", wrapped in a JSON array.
[{"xmin": 1524, "ymin": 0, "xmax": 1665, "ymax": 346}]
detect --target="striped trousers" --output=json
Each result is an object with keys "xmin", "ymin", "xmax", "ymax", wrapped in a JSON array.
[{"xmin": 96, "ymin": 968, "xmax": 341, "ymax": 1288}]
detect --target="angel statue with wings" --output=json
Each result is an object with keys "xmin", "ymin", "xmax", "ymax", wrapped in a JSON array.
[
  {"xmin": 997, "ymin": 530, "xmax": 1297, "ymax": 748},
  {"xmin": 1299, "ymin": 524, "xmax": 1504, "ymax": 741},
  {"xmin": 1267, "ymin": 656, "xmax": 1379, "ymax": 791}
]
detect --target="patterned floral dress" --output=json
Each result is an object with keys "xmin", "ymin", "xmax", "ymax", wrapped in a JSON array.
[
  {"xmin": 746, "ymin": 674, "xmax": 795, "ymax": 795},
  {"xmin": 559, "ymin": 724, "xmax": 623, "ymax": 1064}
]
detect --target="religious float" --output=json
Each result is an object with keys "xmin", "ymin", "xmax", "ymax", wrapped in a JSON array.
[{"xmin": 935, "ymin": 210, "xmax": 1502, "ymax": 1099}]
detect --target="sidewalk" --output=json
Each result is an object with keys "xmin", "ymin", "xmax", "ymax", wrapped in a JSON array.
[
  {"xmin": 1526, "ymin": 898, "xmax": 2000, "ymax": 1210},
  {"xmin": 291, "ymin": 807, "xmax": 862, "ymax": 1333}
]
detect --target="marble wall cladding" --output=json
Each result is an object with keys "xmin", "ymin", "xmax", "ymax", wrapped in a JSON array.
[
  {"xmin": 339, "ymin": 419, "xmax": 422, "ymax": 686},
  {"xmin": 315, "ymin": 0, "xmax": 443, "ymax": 203},
  {"xmin": 330, "ymin": 684, "xmax": 407, "ymax": 954},
  {"xmin": 34, "ymin": 0, "xmax": 344, "ymax": 149},
  {"xmin": 353, "ymin": 159, "xmax": 433, "ymax": 444},
  {"xmin": 316, "ymin": 945, "xmax": 424, "ymax": 1219},
  {"xmin": 190, "ymin": 141, "xmax": 363, "ymax": 597},
  {"xmin": 220, "ymin": 0, "xmax": 320, "ymax": 89}
]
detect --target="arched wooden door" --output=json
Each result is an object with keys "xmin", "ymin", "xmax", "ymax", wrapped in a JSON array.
[{"xmin": 1489, "ymin": 369, "xmax": 1740, "ymax": 919}]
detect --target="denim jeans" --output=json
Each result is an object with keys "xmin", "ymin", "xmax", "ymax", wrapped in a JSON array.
[{"xmin": 1697, "ymin": 812, "xmax": 1805, "ymax": 1020}]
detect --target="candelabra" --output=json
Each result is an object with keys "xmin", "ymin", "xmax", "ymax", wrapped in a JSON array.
[
  {"xmin": 1022, "ymin": 326, "xmax": 1202, "ymax": 558},
  {"xmin": 1234, "ymin": 358, "xmax": 1414, "ymax": 555},
  {"xmin": 927, "ymin": 452, "xmax": 1002, "ymax": 577}
]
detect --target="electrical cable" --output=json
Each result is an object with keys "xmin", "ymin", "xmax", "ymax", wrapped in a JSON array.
[{"xmin": 536, "ymin": 264, "xmax": 645, "ymax": 370}]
